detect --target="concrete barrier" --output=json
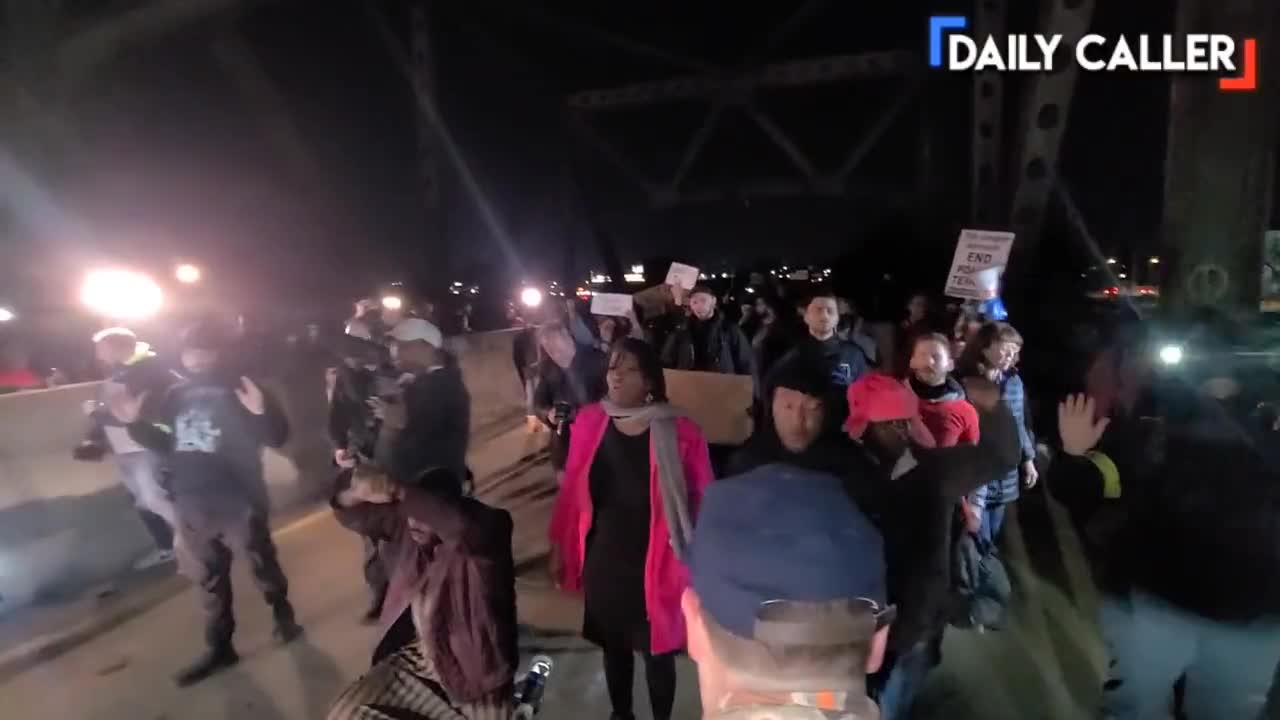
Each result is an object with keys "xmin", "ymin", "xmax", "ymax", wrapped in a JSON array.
[{"xmin": 0, "ymin": 330, "xmax": 527, "ymax": 614}]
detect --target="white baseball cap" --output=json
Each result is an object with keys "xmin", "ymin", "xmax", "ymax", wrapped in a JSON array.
[
  {"xmin": 92, "ymin": 327, "xmax": 137, "ymax": 344},
  {"xmin": 389, "ymin": 318, "xmax": 443, "ymax": 349}
]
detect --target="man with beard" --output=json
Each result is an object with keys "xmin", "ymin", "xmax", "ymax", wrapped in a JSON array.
[
  {"xmin": 109, "ymin": 318, "xmax": 301, "ymax": 686},
  {"xmin": 660, "ymin": 285, "xmax": 754, "ymax": 376},
  {"xmin": 906, "ymin": 333, "xmax": 979, "ymax": 448}
]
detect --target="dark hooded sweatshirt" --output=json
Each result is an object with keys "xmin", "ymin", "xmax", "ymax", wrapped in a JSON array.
[
  {"xmin": 731, "ymin": 404, "xmax": 1021, "ymax": 653},
  {"xmin": 766, "ymin": 335, "xmax": 870, "ymax": 435}
]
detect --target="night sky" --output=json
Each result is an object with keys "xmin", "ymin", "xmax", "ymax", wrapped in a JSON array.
[{"xmin": 1, "ymin": 0, "xmax": 1177, "ymax": 316}]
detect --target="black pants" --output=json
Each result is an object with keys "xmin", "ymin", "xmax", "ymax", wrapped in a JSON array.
[
  {"xmin": 362, "ymin": 536, "xmax": 388, "ymax": 607},
  {"xmin": 602, "ymin": 644, "xmax": 677, "ymax": 720},
  {"xmin": 137, "ymin": 507, "xmax": 174, "ymax": 551},
  {"xmin": 174, "ymin": 501, "xmax": 294, "ymax": 648}
]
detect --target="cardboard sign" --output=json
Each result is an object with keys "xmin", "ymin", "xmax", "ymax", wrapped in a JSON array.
[
  {"xmin": 663, "ymin": 369, "xmax": 754, "ymax": 446},
  {"xmin": 944, "ymin": 229, "xmax": 1016, "ymax": 300},
  {"xmin": 665, "ymin": 262, "xmax": 700, "ymax": 290},
  {"xmin": 632, "ymin": 284, "xmax": 675, "ymax": 318},
  {"xmin": 590, "ymin": 292, "xmax": 633, "ymax": 317}
]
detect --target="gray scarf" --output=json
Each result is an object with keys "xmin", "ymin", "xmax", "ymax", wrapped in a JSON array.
[{"xmin": 601, "ymin": 400, "xmax": 694, "ymax": 560}]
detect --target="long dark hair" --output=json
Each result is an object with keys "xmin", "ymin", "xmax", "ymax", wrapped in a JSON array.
[{"xmin": 610, "ymin": 337, "xmax": 667, "ymax": 402}]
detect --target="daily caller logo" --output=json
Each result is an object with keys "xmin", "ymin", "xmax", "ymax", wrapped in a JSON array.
[{"xmin": 928, "ymin": 16, "xmax": 1257, "ymax": 92}]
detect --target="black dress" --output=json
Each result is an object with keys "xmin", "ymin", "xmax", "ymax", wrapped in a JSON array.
[{"xmin": 582, "ymin": 422, "xmax": 653, "ymax": 652}]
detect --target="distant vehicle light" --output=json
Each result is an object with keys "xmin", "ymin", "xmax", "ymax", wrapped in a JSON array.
[
  {"xmin": 0, "ymin": 307, "xmax": 14, "ymax": 322},
  {"xmin": 381, "ymin": 295, "xmax": 404, "ymax": 311},
  {"xmin": 81, "ymin": 269, "xmax": 163, "ymax": 320},
  {"xmin": 1159, "ymin": 344, "xmax": 1184, "ymax": 365},
  {"xmin": 521, "ymin": 288, "xmax": 543, "ymax": 308},
  {"xmin": 175, "ymin": 263, "xmax": 201, "ymax": 284}
]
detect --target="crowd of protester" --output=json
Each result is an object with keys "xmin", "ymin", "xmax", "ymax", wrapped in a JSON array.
[{"xmin": 48, "ymin": 275, "xmax": 1280, "ymax": 719}]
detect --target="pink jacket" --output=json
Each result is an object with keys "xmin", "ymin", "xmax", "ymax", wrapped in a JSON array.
[{"xmin": 548, "ymin": 403, "xmax": 714, "ymax": 654}]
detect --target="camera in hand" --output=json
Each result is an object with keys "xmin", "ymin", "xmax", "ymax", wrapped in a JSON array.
[{"xmin": 554, "ymin": 401, "xmax": 572, "ymax": 437}]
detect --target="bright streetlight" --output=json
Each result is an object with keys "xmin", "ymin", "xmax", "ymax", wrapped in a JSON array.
[
  {"xmin": 175, "ymin": 263, "xmax": 201, "ymax": 284},
  {"xmin": 0, "ymin": 307, "xmax": 14, "ymax": 323},
  {"xmin": 520, "ymin": 287, "xmax": 543, "ymax": 308},
  {"xmin": 81, "ymin": 269, "xmax": 163, "ymax": 320},
  {"xmin": 1159, "ymin": 344, "xmax": 1184, "ymax": 366}
]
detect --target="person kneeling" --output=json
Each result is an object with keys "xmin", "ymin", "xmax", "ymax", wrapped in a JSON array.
[{"xmin": 329, "ymin": 465, "xmax": 516, "ymax": 720}]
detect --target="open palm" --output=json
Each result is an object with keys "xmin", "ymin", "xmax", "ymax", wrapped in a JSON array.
[{"xmin": 1058, "ymin": 394, "xmax": 1110, "ymax": 456}]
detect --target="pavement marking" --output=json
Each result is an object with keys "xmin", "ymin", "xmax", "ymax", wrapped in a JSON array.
[
  {"xmin": 276, "ymin": 506, "xmax": 335, "ymax": 538},
  {"xmin": 0, "ymin": 425, "xmax": 546, "ymax": 683}
]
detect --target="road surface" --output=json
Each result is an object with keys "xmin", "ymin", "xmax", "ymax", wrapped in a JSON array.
[{"xmin": 0, "ymin": 428, "xmax": 1108, "ymax": 719}]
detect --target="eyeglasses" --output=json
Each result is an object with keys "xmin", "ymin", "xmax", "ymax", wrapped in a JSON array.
[{"xmin": 753, "ymin": 597, "xmax": 897, "ymax": 646}]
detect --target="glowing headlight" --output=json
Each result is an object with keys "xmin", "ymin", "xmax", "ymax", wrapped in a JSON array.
[
  {"xmin": 381, "ymin": 295, "xmax": 404, "ymax": 311},
  {"xmin": 520, "ymin": 288, "xmax": 543, "ymax": 308},
  {"xmin": 1158, "ymin": 344, "xmax": 1184, "ymax": 365},
  {"xmin": 0, "ymin": 307, "xmax": 14, "ymax": 322},
  {"xmin": 80, "ymin": 269, "xmax": 163, "ymax": 320},
  {"xmin": 175, "ymin": 263, "xmax": 201, "ymax": 284}
]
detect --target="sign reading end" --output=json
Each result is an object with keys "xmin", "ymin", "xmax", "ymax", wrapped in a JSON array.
[{"xmin": 944, "ymin": 229, "xmax": 1015, "ymax": 300}]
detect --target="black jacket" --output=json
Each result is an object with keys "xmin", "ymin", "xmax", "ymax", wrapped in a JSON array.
[
  {"xmin": 1050, "ymin": 400, "xmax": 1280, "ymax": 622},
  {"xmin": 328, "ymin": 364, "xmax": 400, "ymax": 459},
  {"xmin": 377, "ymin": 357, "xmax": 471, "ymax": 488},
  {"xmin": 661, "ymin": 312, "xmax": 754, "ymax": 376},
  {"xmin": 766, "ymin": 335, "xmax": 870, "ymax": 434},
  {"xmin": 532, "ymin": 346, "xmax": 607, "ymax": 469},
  {"xmin": 867, "ymin": 404, "xmax": 1020, "ymax": 653},
  {"xmin": 128, "ymin": 370, "xmax": 289, "ymax": 510}
]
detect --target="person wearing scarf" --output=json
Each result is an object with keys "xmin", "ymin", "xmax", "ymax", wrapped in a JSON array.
[
  {"xmin": 907, "ymin": 333, "xmax": 980, "ymax": 448},
  {"xmin": 549, "ymin": 337, "xmax": 714, "ymax": 720}
]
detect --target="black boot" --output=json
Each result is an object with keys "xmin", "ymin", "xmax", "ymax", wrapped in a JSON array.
[
  {"xmin": 174, "ymin": 644, "xmax": 239, "ymax": 687},
  {"xmin": 272, "ymin": 602, "xmax": 303, "ymax": 645}
]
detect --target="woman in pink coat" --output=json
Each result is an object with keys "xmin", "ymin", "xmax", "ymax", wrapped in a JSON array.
[{"xmin": 549, "ymin": 337, "xmax": 714, "ymax": 720}]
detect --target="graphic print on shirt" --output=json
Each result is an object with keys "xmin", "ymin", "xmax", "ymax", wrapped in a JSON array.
[
  {"xmin": 832, "ymin": 362, "xmax": 854, "ymax": 386},
  {"xmin": 175, "ymin": 408, "xmax": 222, "ymax": 453}
]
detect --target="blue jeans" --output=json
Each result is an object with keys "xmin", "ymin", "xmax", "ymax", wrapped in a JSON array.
[
  {"xmin": 877, "ymin": 639, "xmax": 941, "ymax": 720},
  {"xmin": 979, "ymin": 504, "xmax": 1007, "ymax": 548},
  {"xmin": 1099, "ymin": 591, "xmax": 1280, "ymax": 719}
]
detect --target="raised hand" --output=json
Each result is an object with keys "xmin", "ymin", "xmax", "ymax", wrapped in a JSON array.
[
  {"xmin": 1058, "ymin": 394, "xmax": 1110, "ymax": 457},
  {"xmin": 236, "ymin": 376, "xmax": 265, "ymax": 415},
  {"xmin": 105, "ymin": 382, "xmax": 147, "ymax": 424}
]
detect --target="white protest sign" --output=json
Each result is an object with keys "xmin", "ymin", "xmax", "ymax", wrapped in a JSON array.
[
  {"xmin": 665, "ymin": 262, "xmax": 700, "ymax": 290},
  {"xmin": 590, "ymin": 292, "xmax": 633, "ymax": 317},
  {"xmin": 944, "ymin": 229, "xmax": 1016, "ymax": 300}
]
